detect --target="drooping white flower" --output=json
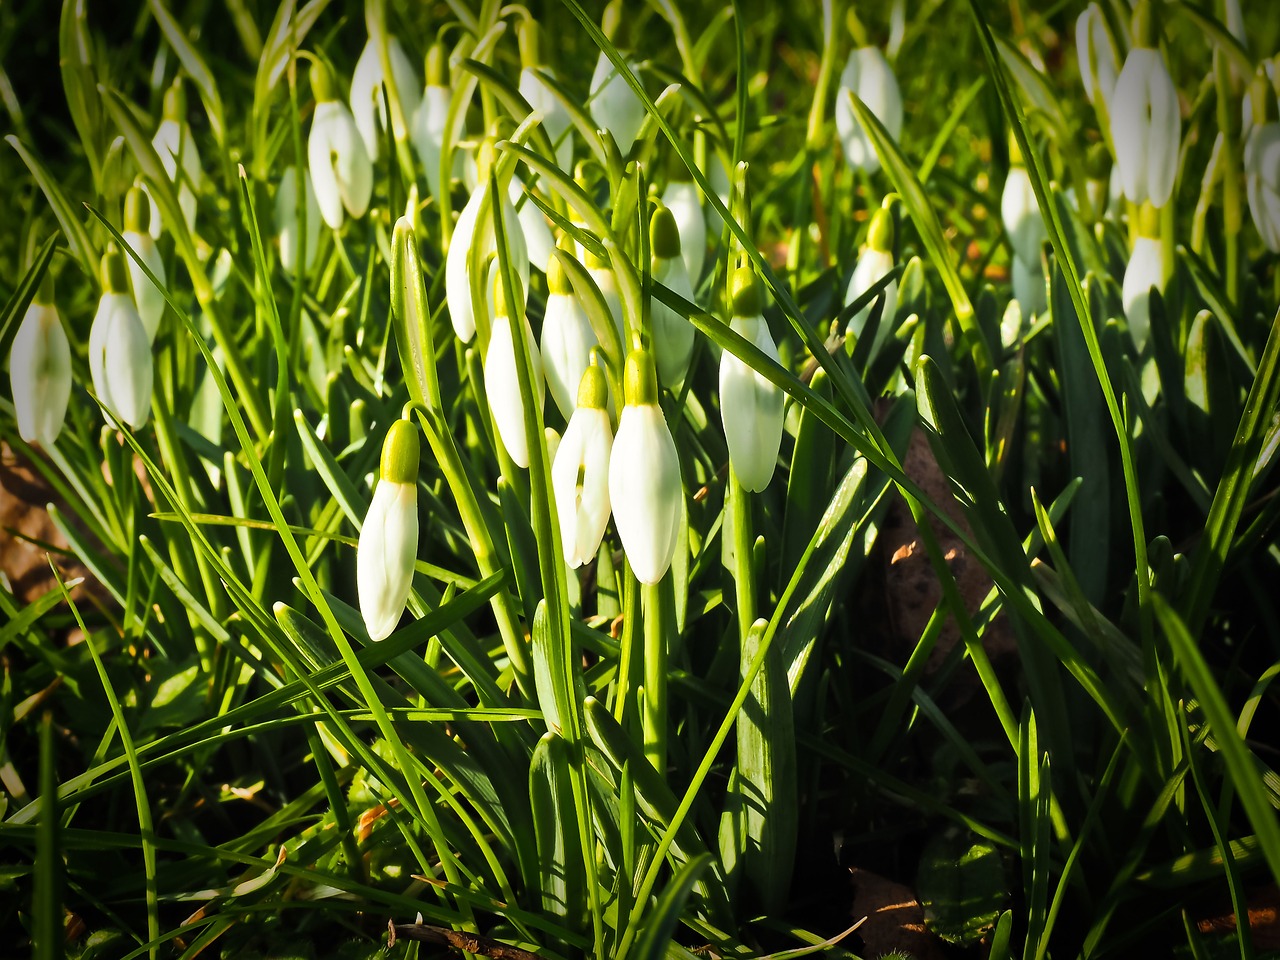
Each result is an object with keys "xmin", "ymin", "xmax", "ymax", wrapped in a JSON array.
[
  {"xmin": 1012, "ymin": 254, "xmax": 1046, "ymax": 321},
  {"xmin": 412, "ymin": 82, "xmax": 452, "ymax": 198},
  {"xmin": 1001, "ymin": 163, "xmax": 1046, "ymax": 266},
  {"xmin": 518, "ymin": 19, "xmax": 574, "ymax": 172},
  {"xmin": 89, "ymin": 247, "xmax": 153, "ymax": 429},
  {"xmin": 553, "ymin": 364, "xmax": 613, "ymax": 568},
  {"xmin": 121, "ymin": 186, "xmax": 166, "ymax": 343},
  {"xmin": 349, "ymin": 35, "xmax": 421, "ymax": 163},
  {"xmin": 276, "ymin": 165, "xmax": 322, "ymax": 275},
  {"xmin": 1110, "ymin": 41, "xmax": 1181, "ymax": 207},
  {"xmin": 444, "ymin": 144, "xmax": 529, "ymax": 342},
  {"xmin": 484, "ymin": 275, "xmax": 544, "ymax": 468},
  {"xmin": 1122, "ymin": 207, "xmax": 1165, "ymax": 352},
  {"xmin": 586, "ymin": 246, "xmax": 624, "ymax": 339},
  {"xmin": 649, "ymin": 205, "xmax": 696, "ymax": 388},
  {"xmin": 541, "ymin": 251, "xmax": 598, "ymax": 419},
  {"xmin": 358, "ymin": 418, "xmax": 420, "ymax": 641},
  {"xmin": 609, "ymin": 347, "xmax": 682, "ymax": 584},
  {"xmin": 720, "ymin": 267, "xmax": 785, "ymax": 493},
  {"xmin": 9, "ymin": 275, "xmax": 71, "ymax": 448},
  {"xmin": 1076, "ymin": 3, "xmax": 1120, "ymax": 109},
  {"xmin": 151, "ymin": 80, "xmax": 203, "ymax": 238},
  {"xmin": 1245, "ymin": 120, "xmax": 1280, "ymax": 252},
  {"xmin": 589, "ymin": 51, "xmax": 646, "ymax": 157},
  {"xmin": 834, "ymin": 45, "xmax": 903, "ymax": 173},
  {"xmin": 510, "ymin": 174, "xmax": 555, "ymax": 273},
  {"xmin": 844, "ymin": 208, "xmax": 898, "ymax": 357},
  {"xmin": 661, "ymin": 178, "xmax": 706, "ymax": 284},
  {"xmin": 309, "ymin": 61, "xmax": 373, "ymax": 230}
]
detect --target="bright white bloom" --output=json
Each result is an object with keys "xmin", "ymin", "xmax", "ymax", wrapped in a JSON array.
[
  {"xmin": 411, "ymin": 85, "xmax": 453, "ymax": 198},
  {"xmin": 649, "ymin": 205, "xmax": 696, "ymax": 388},
  {"xmin": 1076, "ymin": 3, "xmax": 1120, "ymax": 108},
  {"xmin": 349, "ymin": 35, "xmax": 421, "ymax": 163},
  {"xmin": 309, "ymin": 62, "xmax": 373, "ymax": 230},
  {"xmin": 89, "ymin": 248, "xmax": 153, "ymax": 429},
  {"xmin": 1245, "ymin": 121, "xmax": 1280, "ymax": 252},
  {"xmin": 520, "ymin": 66, "xmax": 574, "ymax": 172},
  {"xmin": 1123, "ymin": 233, "xmax": 1164, "ymax": 352},
  {"xmin": 553, "ymin": 365, "xmax": 613, "ymax": 567},
  {"xmin": 661, "ymin": 179, "xmax": 706, "ymax": 283},
  {"xmin": 1001, "ymin": 165, "xmax": 1045, "ymax": 265},
  {"xmin": 609, "ymin": 348, "xmax": 682, "ymax": 584},
  {"xmin": 276, "ymin": 165, "xmax": 322, "ymax": 274},
  {"xmin": 151, "ymin": 82, "xmax": 202, "ymax": 238},
  {"xmin": 9, "ymin": 283, "xmax": 71, "ymax": 447},
  {"xmin": 510, "ymin": 174, "xmax": 555, "ymax": 273},
  {"xmin": 720, "ymin": 268, "xmax": 785, "ymax": 493},
  {"xmin": 445, "ymin": 156, "xmax": 529, "ymax": 342},
  {"xmin": 484, "ymin": 279, "xmax": 544, "ymax": 468},
  {"xmin": 541, "ymin": 254, "xmax": 598, "ymax": 419},
  {"xmin": 834, "ymin": 46, "xmax": 903, "ymax": 173},
  {"xmin": 1111, "ymin": 47, "xmax": 1181, "ymax": 207},
  {"xmin": 586, "ymin": 251, "xmax": 624, "ymax": 338},
  {"xmin": 1012, "ymin": 255, "xmax": 1046, "ymax": 320},
  {"xmin": 844, "ymin": 208, "xmax": 898, "ymax": 357},
  {"xmin": 358, "ymin": 419, "xmax": 420, "ymax": 642},
  {"xmin": 589, "ymin": 52, "xmax": 646, "ymax": 156},
  {"xmin": 122, "ymin": 187, "xmax": 166, "ymax": 343}
]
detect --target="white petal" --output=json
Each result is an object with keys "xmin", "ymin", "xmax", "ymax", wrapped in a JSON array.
[
  {"xmin": 589, "ymin": 53, "xmax": 645, "ymax": 156},
  {"xmin": 484, "ymin": 313, "xmax": 544, "ymax": 468},
  {"xmin": 520, "ymin": 67, "xmax": 574, "ymax": 172},
  {"xmin": 412, "ymin": 85, "xmax": 452, "ymax": 198},
  {"xmin": 91, "ymin": 293, "xmax": 152, "ymax": 428},
  {"xmin": 589, "ymin": 265, "xmax": 624, "ymax": 338},
  {"xmin": 553, "ymin": 407, "xmax": 613, "ymax": 567},
  {"xmin": 123, "ymin": 229, "xmax": 166, "ymax": 342},
  {"xmin": 661, "ymin": 180, "xmax": 706, "ymax": 283},
  {"xmin": 1011, "ymin": 255, "xmax": 1046, "ymax": 320},
  {"xmin": 834, "ymin": 47, "xmax": 901, "ymax": 173},
  {"xmin": 845, "ymin": 247, "xmax": 897, "ymax": 352},
  {"xmin": 609, "ymin": 404, "xmax": 682, "ymax": 584},
  {"xmin": 276, "ymin": 166, "xmax": 322, "ymax": 274},
  {"xmin": 1001, "ymin": 166, "xmax": 1046, "ymax": 265},
  {"xmin": 651, "ymin": 255, "xmax": 696, "ymax": 388},
  {"xmin": 9, "ymin": 302, "xmax": 71, "ymax": 447},
  {"xmin": 1143, "ymin": 53, "xmax": 1181, "ymax": 208},
  {"xmin": 510, "ymin": 175, "xmax": 555, "ymax": 272},
  {"xmin": 358, "ymin": 480, "xmax": 418, "ymax": 641},
  {"xmin": 719, "ymin": 315, "xmax": 785, "ymax": 492},
  {"xmin": 350, "ymin": 37, "xmax": 421, "ymax": 163},
  {"xmin": 445, "ymin": 183, "xmax": 530, "ymax": 342},
  {"xmin": 1122, "ymin": 236, "xmax": 1163, "ymax": 352},
  {"xmin": 541, "ymin": 292, "xmax": 598, "ymax": 419}
]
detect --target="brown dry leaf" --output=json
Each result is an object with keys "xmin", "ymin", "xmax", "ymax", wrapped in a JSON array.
[
  {"xmin": 849, "ymin": 866, "xmax": 946, "ymax": 960},
  {"xmin": 1197, "ymin": 883, "xmax": 1280, "ymax": 951}
]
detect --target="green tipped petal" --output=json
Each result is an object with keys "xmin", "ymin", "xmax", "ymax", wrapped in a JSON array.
[
  {"xmin": 381, "ymin": 419, "xmax": 421, "ymax": 484},
  {"xmin": 650, "ymin": 205, "xmax": 682, "ymax": 260},
  {"xmin": 623, "ymin": 347, "xmax": 659, "ymax": 406}
]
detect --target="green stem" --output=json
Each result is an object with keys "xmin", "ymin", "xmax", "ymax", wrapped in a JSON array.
[{"xmin": 642, "ymin": 577, "xmax": 673, "ymax": 773}]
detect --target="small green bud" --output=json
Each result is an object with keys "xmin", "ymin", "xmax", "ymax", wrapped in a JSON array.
[
  {"xmin": 576, "ymin": 361, "xmax": 609, "ymax": 409},
  {"xmin": 518, "ymin": 18, "xmax": 540, "ymax": 69},
  {"xmin": 100, "ymin": 245, "xmax": 129, "ymax": 294},
  {"xmin": 547, "ymin": 249, "xmax": 573, "ymax": 294},
  {"xmin": 623, "ymin": 347, "xmax": 658, "ymax": 406},
  {"xmin": 380, "ymin": 419, "xmax": 420, "ymax": 484},
  {"xmin": 124, "ymin": 186, "xmax": 150, "ymax": 233},
  {"xmin": 730, "ymin": 265, "xmax": 762, "ymax": 317},
  {"xmin": 1136, "ymin": 200, "xmax": 1160, "ymax": 237},
  {"xmin": 425, "ymin": 42, "xmax": 446, "ymax": 87},
  {"xmin": 162, "ymin": 78, "xmax": 186, "ymax": 121},
  {"xmin": 311, "ymin": 60, "xmax": 336, "ymax": 103},
  {"xmin": 650, "ymin": 204, "xmax": 682, "ymax": 260},
  {"xmin": 868, "ymin": 207, "xmax": 894, "ymax": 253}
]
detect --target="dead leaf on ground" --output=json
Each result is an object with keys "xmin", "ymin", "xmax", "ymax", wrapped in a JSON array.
[{"xmin": 849, "ymin": 866, "xmax": 946, "ymax": 960}]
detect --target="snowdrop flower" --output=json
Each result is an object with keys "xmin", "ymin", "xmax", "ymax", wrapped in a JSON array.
[
  {"xmin": 484, "ymin": 275, "xmax": 544, "ymax": 468},
  {"xmin": 358, "ymin": 418, "xmax": 420, "ymax": 641},
  {"xmin": 586, "ymin": 245, "xmax": 624, "ymax": 339},
  {"xmin": 445, "ymin": 141, "xmax": 529, "ymax": 342},
  {"xmin": 649, "ymin": 205, "xmax": 696, "ymax": 388},
  {"xmin": 518, "ymin": 19, "xmax": 574, "ymax": 172},
  {"xmin": 122, "ymin": 186, "xmax": 166, "ymax": 342},
  {"xmin": 609, "ymin": 346, "xmax": 682, "ymax": 584},
  {"xmin": 349, "ymin": 35, "xmax": 421, "ymax": 163},
  {"xmin": 151, "ymin": 79, "xmax": 202, "ymax": 238},
  {"xmin": 89, "ymin": 246, "xmax": 153, "ymax": 429},
  {"xmin": 589, "ymin": 1, "xmax": 645, "ymax": 159},
  {"xmin": 541, "ymin": 248, "xmax": 598, "ymax": 419},
  {"xmin": 1245, "ymin": 121, "xmax": 1280, "ymax": 252},
  {"xmin": 844, "ymin": 208, "xmax": 898, "ymax": 357},
  {"xmin": 276, "ymin": 165, "xmax": 322, "ymax": 274},
  {"xmin": 720, "ymin": 266, "xmax": 785, "ymax": 493},
  {"xmin": 1110, "ymin": 1, "xmax": 1180, "ymax": 207},
  {"xmin": 309, "ymin": 60, "xmax": 373, "ymax": 230},
  {"xmin": 1122, "ymin": 203, "xmax": 1165, "ymax": 352},
  {"xmin": 1001, "ymin": 156, "xmax": 1045, "ymax": 266},
  {"xmin": 661, "ymin": 178, "xmax": 706, "ymax": 284},
  {"xmin": 553, "ymin": 363, "xmax": 613, "ymax": 568},
  {"xmin": 834, "ymin": 45, "xmax": 903, "ymax": 173},
  {"xmin": 1076, "ymin": 3, "xmax": 1120, "ymax": 109},
  {"xmin": 1012, "ymin": 253, "xmax": 1046, "ymax": 320},
  {"xmin": 9, "ymin": 273, "xmax": 71, "ymax": 447},
  {"xmin": 510, "ymin": 174, "xmax": 555, "ymax": 273},
  {"xmin": 410, "ymin": 43, "xmax": 455, "ymax": 199}
]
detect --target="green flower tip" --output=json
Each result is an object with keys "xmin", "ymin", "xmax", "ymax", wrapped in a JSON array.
[
  {"xmin": 477, "ymin": 137, "xmax": 498, "ymax": 184},
  {"xmin": 1136, "ymin": 200, "xmax": 1160, "ymax": 238},
  {"xmin": 547, "ymin": 250, "xmax": 572, "ymax": 294},
  {"xmin": 868, "ymin": 207, "xmax": 894, "ymax": 253},
  {"xmin": 623, "ymin": 347, "xmax": 659, "ymax": 406},
  {"xmin": 381, "ymin": 419, "xmax": 421, "ymax": 485},
  {"xmin": 517, "ymin": 18, "xmax": 540, "ymax": 69},
  {"xmin": 650, "ymin": 205, "xmax": 682, "ymax": 260},
  {"xmin": 124, "ymin": 186, "xmax": 150, "ymax": 233},
  {"xmin": 426, "ymin": 42, "xmax": 446, "ymax": 87},
  {"xmin": 1007, "ymin": 131, "xmax": 1024, "ymax": 167},
  {"xmin": 730, "ymin": 265, "xmax": 762, "ymax": 317},
  {"xmin": 492, "ymin": 270, "xmax": 523, "ymax": 319},
  {"xmin": 602, "ymin": 0, "xmax": 623, "ymax": 41},
  {"xmin": 576, "ymin": 362, "xmax": 609, "ymax": 410},
  {"xmin": 162, "ymin": 78, "xmax": 186, "ymax": 121},
  {"xmin": 310, "ymin": 60, "xmax": 336, "ymax": 103},
  {"xmin": 585, "ymin": 243, "xmax": 609, "ymax": 271},
  {"xmin": 393, "ymin": 215, "xmax": 415, "ymax": 251},
  {"xmin": 100, "ymin": 245, "xmax": 129, "ymax": 294},
  {"xmin": 1130, "ymin": 0, "xmax": 1155, "ymax": 49}
]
